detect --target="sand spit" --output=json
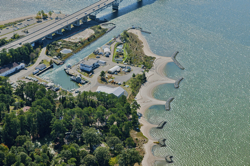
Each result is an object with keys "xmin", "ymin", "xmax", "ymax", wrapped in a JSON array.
[{"xmin": 128, "ymin": 29, "xmax": 176, "ymax": 166}]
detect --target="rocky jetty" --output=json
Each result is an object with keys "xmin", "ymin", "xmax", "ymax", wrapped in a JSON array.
[
  {"xmin": 171, "ymin": 51, "xmax": 185, "ymax": 70},
  {"xmin": 165, "ymin": 97, "xmax": 174, "ymax": 111},
  {"xmin": 174, "ymin": 77, "xmax": 184, "ymax": 88}
]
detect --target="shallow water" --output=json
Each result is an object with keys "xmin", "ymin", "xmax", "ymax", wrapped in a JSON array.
[{"xmin": 2, "ymin": 0, "xmax": 250, "ymax": 165}]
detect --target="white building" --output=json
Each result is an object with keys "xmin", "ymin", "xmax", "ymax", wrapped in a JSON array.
[
  {"xmin": 0, "ymin": 62, "xmax": 25, "ymax": 77},
  {"xmin": 96, "ymin": 86, "xmax": 125, "ymax": 98},
  {"xmin": 80, "ymin": 59, "xmax": 99, "ymax": 72},
  {"xmin": 108, "ymin": 65, "xmax": 121, "ymax": 74},
  {"xmin": 104, "ymin": 47, "xmax": 111, "ymax": 57}
]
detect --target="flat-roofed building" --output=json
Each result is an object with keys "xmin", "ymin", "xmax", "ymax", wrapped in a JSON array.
[
  {"xmin": 96, "ymin": 86, "xmax": 125, "ymax": 98},
  {"xmin": 108, "ymin": 65, "xmax": 121, "ymax": 74},
  {"xmin": 35, "ymin": 64, "xmax": 46, "ymax": 71},
  {"xmin": 80, "ymin": 59, "xmax": 99, "ymax": 72},
  {"xmin": 0, "ymin": 62, "xmax": 25, "ymax": 77}
]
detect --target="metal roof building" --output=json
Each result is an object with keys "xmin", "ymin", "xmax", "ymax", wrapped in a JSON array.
[
  {"xmin": 108, "ymin": 65, "xmax": 121, "ymax": 74},
  {"xmin": 96, "ymin": 86, "xmax": 125, "ymax": 98},
  {"xmin": 35, "ymin": 64, "xmax": 46, "ymax": 71}
]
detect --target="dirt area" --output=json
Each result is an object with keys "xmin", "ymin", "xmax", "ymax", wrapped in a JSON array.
[
  {"xmin": 63, "ymin": 28, "xmax": 94, "ymax": 42},
  {"xmin": 130, "ymin": 129, "xmax": 148, "ymax": 166}
]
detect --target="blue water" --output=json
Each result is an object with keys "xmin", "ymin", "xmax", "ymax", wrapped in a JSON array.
[{"xmin": 2, "ymin": 0, "xmax": 250, "ymax": 165}]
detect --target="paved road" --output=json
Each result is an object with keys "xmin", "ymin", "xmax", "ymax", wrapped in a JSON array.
[
  {"xmin": 0, "ymin": 14, "xmax": 66, "ymax": 40},
  {"xmin": 0, "ymin": 0, "xmax": 117, "ymax": 51},
  {"xmin": 8, "ymin": 45, "xmax": 52, "ymax": 82}
]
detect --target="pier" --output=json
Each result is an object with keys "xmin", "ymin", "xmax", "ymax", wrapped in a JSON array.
[
  {"xmin": 165, "ymin": 97, "xmax": 174, "ymax": 111},
  {"xmin": 171, "ymin": 51, "xmax": 185, "ymax": 70},
  {"xmin": 174, "ymin": 77, "xmax": 184, "ymax": 88}
]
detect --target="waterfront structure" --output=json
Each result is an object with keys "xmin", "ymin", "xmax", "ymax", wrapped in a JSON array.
[
  {"xmin": 96, "ymin": 86, "xmax": 125, "ymax": 98},
  {"xmin": 0, "ymin": 0, "xmax": 124, "ymax": 51},
  {"xmin": 80, "ymin": 59, "xmax": 99, "ymax": 72},
  {"xmin": 104, "ymin": 47, "xmax": 111, "ymax": 57},
  {"xmin": 33, "ymin": 69, "xmax": 39, "ymax": 75},
  {"xmin": 35, "ymin": 64, "xmax": 46, "ymax": 71},
  {"xmin": 0, "ymin": 62, "xmax": 25, "ymax": 77},
  {"xmin": 108, "ymin": 65, "xmax": 121, "ymax": 74}
]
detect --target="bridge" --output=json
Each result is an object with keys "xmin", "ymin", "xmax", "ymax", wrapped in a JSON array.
[{"xmin": 0, "ymin": 0, "xmax": 123, "ymax": 51}]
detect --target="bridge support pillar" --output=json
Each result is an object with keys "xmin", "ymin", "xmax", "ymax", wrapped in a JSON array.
[
  {"xmin": 56, "ymin": 29, "xmax": 63, "ymax": 35},
  {"xmin": 89, "ymin": 15, "xmax": 96, "ymax": 20},
  {"xmin": 65, "ymin": 25, "xmax": 71, "ymax": 31},
  {"xmin": 112, "ymin": 2, "xmax": 119, "ymax": 11},
  {"xmin": 46, "ymin": 34, "xmax": 53, "ymax": 40},
  {"xmin": 82, "ymin": 17, "xmax": 87, "ymax": 23},
  {"xmin": 73, "ymin": 20, "xmax": 80, "ymax": 27}
]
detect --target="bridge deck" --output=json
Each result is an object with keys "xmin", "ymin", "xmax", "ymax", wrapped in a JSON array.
[{"xmin": 0, "ymin": 0, "xmax": 117, "ymax": 51}]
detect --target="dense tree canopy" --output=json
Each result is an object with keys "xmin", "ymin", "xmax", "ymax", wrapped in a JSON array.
[{"xmin": 0, "ymin": 77, "xmax": 142, "ymax": 165}]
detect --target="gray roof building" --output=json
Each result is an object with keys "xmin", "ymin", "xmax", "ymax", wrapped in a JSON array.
[{"xmin": 35, "ymin": 64, "xmax": 46, "ymax": 71}]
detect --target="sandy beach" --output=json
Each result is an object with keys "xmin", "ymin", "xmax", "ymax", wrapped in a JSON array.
[{"xmin": 128, "ymin": 29, "xmax": 176, "ymax": 166}]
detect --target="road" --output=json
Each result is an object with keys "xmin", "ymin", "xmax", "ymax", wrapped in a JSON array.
[
  {"xmin": 8, "ymin": 45, "xmax": 52, "ymax": 82},
  {"xmin": 0, "ymin": 0, "xmax": 118, "ymax": 51},
  {"xmin": 0, "ymin": 13, "xmax": 66, "ymax": 40}
]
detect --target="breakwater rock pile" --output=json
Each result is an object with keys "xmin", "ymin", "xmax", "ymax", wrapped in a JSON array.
[
  {"xmin": 158, "ymin": 138, "xmax": 166, "ymax": 147},
  {"xmin": 157, "ymin": 121, "xmax": 167, "ymax": 129},
  {"xmin": 165, "ymin": 155, "xmax": 173, "ymax": 163},
  {"xmin": 174, "ymin": 77, "xmax": 184, "ymax": 88},
  {"xmin": 165, "ymin": 97, "xmax": 175, "ymax": 111},
  {"xmin": 171, "ymin": 51, "xmax": 185, "ymax": 70}
]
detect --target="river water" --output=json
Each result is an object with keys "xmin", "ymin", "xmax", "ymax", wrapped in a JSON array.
[{"xmin": 1, "ymin": 0, "xmax": 250, "ymax": 165}]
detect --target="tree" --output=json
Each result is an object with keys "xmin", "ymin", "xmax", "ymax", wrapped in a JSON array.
[
  {"xmin": 37, "ymin": 11, "xmax": 41, "ymax": 16},
  {"xmin": 50, "ymin": 119, "xmax": 67, "ymax": 145},
  {"xmin": 49, "ymin": 59, "xmax": 53, "ymax": 65},
  {"xmin": 110, "ymin": 125, "xmax": 120, "ymax": 138},
  {"xmin": 132, "ymin": 73, "xmax": 135, "ymax": 77},
  {"xmin": 35, "ymin": 16, "xmax": 42, "ymax": 22},
  {"xmin": 40, "ymin": 10, "xmax": 44, "ymax": 16},
  {"xmin": 82, "ymin": 154, "xmax": 98, "ymax": 166},
  {"xmin": 48, "ymin": 11, "xmax": 52, "ymax": 18},
  {"xmin": 106, "ymin": 136, "xmax": 123, "ymax": 154},
  {"xmin": 118, "ymin": 148, "xmax": 142, "ymax": 166},
  {"xmin": 94, "ymin": 147, "xmax": 110, "ymax": 166},
  {"xmin": 100, "ymin": 71, "xmax": 105, "ymax": 78},
  {"xmin": 5, "ymin": 153, "xmax": 16, "ymax": 166},
  {"xmin": 82, "ymin": 128, "xmax": 101, "ymax": 152},
  {"xmin": 2, "ymin": 114, "xmax": 19, "ymax": 147},
  {"xmin": 125, "ymin": 137, "xmax": 135, "ymax": 148}
]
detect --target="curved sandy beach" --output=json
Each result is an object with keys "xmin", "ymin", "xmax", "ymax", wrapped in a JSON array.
[{"xmin": 128, "ymin": 29, "xmax": 175, "ymax": 166}]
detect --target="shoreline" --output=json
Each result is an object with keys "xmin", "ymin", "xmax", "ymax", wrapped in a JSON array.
[
  {"xmin": 128, "ymin": 29, "xmax": 176, "ymax": 165},
  {"xmin": 0, "ymin": 13, "xmax": 66, "ymax": 26}
]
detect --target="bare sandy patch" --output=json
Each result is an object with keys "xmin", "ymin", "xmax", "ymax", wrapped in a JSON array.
[{"xmin": 63, "ymin": 28, "xmax": 94, "ymax": 42}]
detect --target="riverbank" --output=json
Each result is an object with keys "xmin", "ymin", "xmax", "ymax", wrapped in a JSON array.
[
  {"xmin": 128, "ymin": 29, "xmax": 176, "ymax": 165},
  {"xmin": 0, "ymin": 13, "xmax": 65, "ymax": 25}
]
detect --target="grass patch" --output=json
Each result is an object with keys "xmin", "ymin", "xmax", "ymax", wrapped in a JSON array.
[
  {"xmin": 86, "ymin": 53, "xmax": 96, "ymax": 60},
  {"xmin": 121, "ymin": 30, "xmax": 155, "ymax": 69},
  {"xmin": 40, "ymin": 59, "xmax": 50, "ymax": 66}
]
